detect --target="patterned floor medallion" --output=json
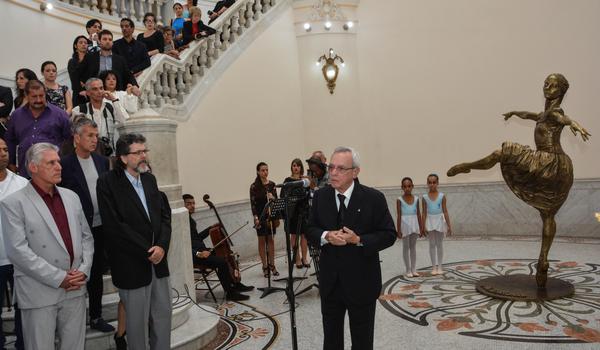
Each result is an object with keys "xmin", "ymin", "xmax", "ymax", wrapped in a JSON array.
[
  {"xmin": 201, "ymin": 301, "xmax": 279, "ymax": 349},
  {"xmin": 379, "ymin": 259, "xmax": 600, "ymax": 343}
]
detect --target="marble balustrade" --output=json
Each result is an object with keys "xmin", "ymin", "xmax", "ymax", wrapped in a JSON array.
[
  {"xmin": 58, "ymin": 0, "xmax": 172, "ymax": 25},
  {"xmin": 135, "ymin": 0, "xmax": 278, "ymax": 116}
]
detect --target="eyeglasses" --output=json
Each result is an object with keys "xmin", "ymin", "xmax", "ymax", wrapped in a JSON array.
[
  {"xmin": 327, "ymin": 164, "xmax": 354, "ymax": 173},
  {"xmin": 128, "ymin": 149, "xmax": 150, "ymax": 156}
]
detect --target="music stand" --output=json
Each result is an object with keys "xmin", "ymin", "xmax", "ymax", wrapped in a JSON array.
[{"xmin": 257, "ymin": 200, "xmax": 286, "ymax": 299}]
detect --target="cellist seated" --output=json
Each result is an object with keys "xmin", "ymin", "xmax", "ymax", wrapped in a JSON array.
[{"xmin": 184, "ymin": 194, "xmax": 253, "ymax": 301}]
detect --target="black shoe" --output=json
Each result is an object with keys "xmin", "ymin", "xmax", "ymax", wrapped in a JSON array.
[
  {"xmin": 226, "ymin": 291, "xmax": 250, "ymax": 301},
  {"xmin": 114, "ymin": 332, "xmax": 127, "ymax": 350},
  {"xmin": 90, "ymin": 317, "xmax": 115, "ymax": 333},
  {"xmin": 232, "ymin": 282, "xmax": 254, "ymax": 292}
]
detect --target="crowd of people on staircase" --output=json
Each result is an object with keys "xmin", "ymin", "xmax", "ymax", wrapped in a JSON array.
[{"xmin": 0, "ymin": 2, "xmax": 242, "ymax": 349}]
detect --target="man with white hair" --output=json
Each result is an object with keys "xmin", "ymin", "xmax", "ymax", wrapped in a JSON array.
[
  {"xmin": 0, "ymin": 142, "xmax": 94, "ymax": 350},
  {"xmin": 306, "ymin": 146, "xmax": 396, "ymax": 350}
]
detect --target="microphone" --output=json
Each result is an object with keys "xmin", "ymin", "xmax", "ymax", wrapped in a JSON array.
[{"xmin": 275, "ymin": 178, "xmax": 310, "ymax": 188}]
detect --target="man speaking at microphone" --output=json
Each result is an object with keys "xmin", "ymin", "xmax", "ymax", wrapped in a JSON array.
[{"xmin": 306, "ymin": 146, "xmax": 396, "ymax": 350}]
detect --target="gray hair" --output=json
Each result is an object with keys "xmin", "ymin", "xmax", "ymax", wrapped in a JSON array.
[
  {"xmin": 85, "ymin": 77, "xmax": 103, "ymax": 91},
  {"xmin": 73, "ymin": 117, "xmax": 98, "ymax": 135},
  {"xmin": 25, "ymin": 143, "xmax": 59, "ymax": 175},
  {"xmin": 332, "ymin": 146, "xmax": 360, "ymax": 168}
]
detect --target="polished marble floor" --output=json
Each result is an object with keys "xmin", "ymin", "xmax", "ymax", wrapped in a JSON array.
[{"xmin": 198, "ymin": 237, "xmax": 600, "ymax": 349}]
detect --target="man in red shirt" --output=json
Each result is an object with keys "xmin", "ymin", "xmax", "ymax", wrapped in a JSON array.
[{"xmin": 0, "ymin": 143, "xmax": 94, "ymax": 349}]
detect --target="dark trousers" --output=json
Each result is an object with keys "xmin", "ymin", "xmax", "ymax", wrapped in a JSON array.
[
  {"xmin": 321, "ymin": 280, "xmax": 376, "ymax": 350},
  {"xmin": 87, "ymin": 226, "xmax": 106, "ymax": 320},
  {"xmin": 0, "ymin": 264, "xmax": 24, "ymax": 350},
  {"xmin": 193, "ymin": 254, "xmax": 232, "ymax": 293}
]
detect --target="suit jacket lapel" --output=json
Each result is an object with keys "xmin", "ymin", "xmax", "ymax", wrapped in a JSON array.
[
  {"xmin": 345, "ymin": 181, "xmax": 362, "ymax": 229},
  {"xmin": 58, "ymin": 187, "xmax": 81, "ymax": 263},
  {"xmin": 141, "ymin": 174, "xmax": 155, "ymax": 225},
  {"xmin": 25, "ymin": 184, "xmax": 68, "ymax": 255},
  {"xmin": 72, "ymin": 157, "xmax": 92, "ymax": 206},
  {"xmin": 118, "ymin": 172, "xmax": 152, "ymax": 225}
]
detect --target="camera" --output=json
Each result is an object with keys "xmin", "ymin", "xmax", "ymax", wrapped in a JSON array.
[{"xmin": 98, "ymin": 136, "xmax": 113, "ymax": 156}]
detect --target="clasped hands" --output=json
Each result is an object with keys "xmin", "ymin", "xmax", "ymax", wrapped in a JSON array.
[
  {"xmin": 148, "ymin": 246, "xmax": 165, "ymax": 265},
  {"xmin": 326, "ymin": 227, "xmax": 360, "ymax": 246},
  {"xmin": 60, "ymin": 269, "xmax": 87, "ymax": 291}
]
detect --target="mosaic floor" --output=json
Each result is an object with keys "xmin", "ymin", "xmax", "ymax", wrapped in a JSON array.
[{"xmin": 198, "ymin": 237, "xmax": 600, "ymax": 349}]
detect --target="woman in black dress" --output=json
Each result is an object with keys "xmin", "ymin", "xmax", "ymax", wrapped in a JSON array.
[
  {"xmin": 250, "ymin": 162, "xmax": 279, "ymax": 277},
  {"xmin": 67, "ymin": 35, "xmax": 89, "ymax": 106},
  {"xmin": 282, "ymin": 158, "xmax": 310, "ymax": 268},
  {"xmin": 137, "ymin": 13, "xmax": 164, "ymax": 57}
]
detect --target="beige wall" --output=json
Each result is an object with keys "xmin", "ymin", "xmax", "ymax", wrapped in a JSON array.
[
  {"xmin": 177, "ymin": 7, "xmax": 306, "ymax": 203},
  {"xmin": 352, "ymin": 0, "xmax": 600, "ymax": 186}
]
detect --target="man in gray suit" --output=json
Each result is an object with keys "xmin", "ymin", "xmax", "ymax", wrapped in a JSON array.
[{"xmin": 0, "ymin": 142, "xmax": 94, "ymax": 350}]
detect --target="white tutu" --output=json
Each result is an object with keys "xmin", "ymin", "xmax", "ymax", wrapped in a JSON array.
[
  {"xmin": 425, "ymin": 213, "xmax": 447, "ymax": 234},
  {"xmin": 400, "ymin": 214, "xmax": 420, "ymax": 236}
]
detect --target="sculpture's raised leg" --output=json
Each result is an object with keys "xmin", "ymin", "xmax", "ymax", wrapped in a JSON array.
[
  {"xmin": 536, "ymin": 211, "xmax": 557, "ymax": 288},
  {"xmin": 447, "ymin": 150, "xmax": 502, "ymax": 177}
]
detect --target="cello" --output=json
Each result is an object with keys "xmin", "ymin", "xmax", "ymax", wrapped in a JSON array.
[{"xmin": 203, "ymin": 194, "xmax": 242, "ymax": 283}]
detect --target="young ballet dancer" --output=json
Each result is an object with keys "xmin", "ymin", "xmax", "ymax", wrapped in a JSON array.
[
  {"xmin": 396, "ymin": 177, "xmax": 424, "ymax": 277},
  {"xmin": 422, "ymin": 174, "xmax": 452, "ymax": 275}
]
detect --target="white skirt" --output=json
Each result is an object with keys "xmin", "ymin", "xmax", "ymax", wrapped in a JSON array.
[
  {"xmin": 400, "ymin": 215, "xmax": 420, "ymax": 236},
  {"xmin": 425, "ymin": 213, "xmax": 447, "ymax": 234}
]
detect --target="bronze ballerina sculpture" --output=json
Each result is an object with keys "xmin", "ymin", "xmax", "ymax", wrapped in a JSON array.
[{"xmin": 447, "ymin": 74, "xmax": 591, "ymax": 291}]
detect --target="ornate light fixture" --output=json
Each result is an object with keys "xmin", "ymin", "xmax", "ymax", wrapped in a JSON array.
[{"xmin": 317, "ymin": 48, "xmax": 344, "ymax": 94}]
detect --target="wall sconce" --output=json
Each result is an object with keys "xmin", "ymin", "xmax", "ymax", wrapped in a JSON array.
[{"xmin": 317, "ymin": 48, "xmax": 344, "ymax": 94}]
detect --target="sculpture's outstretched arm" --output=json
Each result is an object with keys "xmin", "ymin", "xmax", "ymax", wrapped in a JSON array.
[
  {"xmin": 552, "ymin": 111, "xmax": 591, "ymax": 141},
  {"xmin": 503, "ymin": 111, "xmax": 539, "ymax": 121}
]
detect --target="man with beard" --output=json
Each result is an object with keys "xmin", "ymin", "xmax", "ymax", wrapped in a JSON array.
[
  {"xmin": 0, "ymin": 138, "xmax": 27, "ymax": 350},
  {"xmin": 0, "ymin": 142, "xmax": 94, "ymax": 349},
  {"xmin": 5, "ymin": 80, "xmax": 71, "ymax": 177},
  {"xmin": 97, "ymin": 133, "xmax": 172, "ymax": 349}
]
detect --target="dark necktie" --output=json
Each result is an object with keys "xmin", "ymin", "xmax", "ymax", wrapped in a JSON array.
[{"xmin": 337, "ymin": 194, "xmax": 346, "ymax": 229}]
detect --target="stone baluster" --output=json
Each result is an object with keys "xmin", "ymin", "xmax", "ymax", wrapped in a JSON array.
[
  {"xmin": 220, "ymin": 23, "xmax": 230, "ymax": 51},
  {"xmin": 110, "ymin": 0, "xmax": 118, "ymax": 15},
  {"xmin": 230, "ymin": 14, "xmax": 239, "ymax": 42},
  {"xmin": 155, "ymin": 0, "xmax": 165, "ymax": 26},
  {"xmin": 206, "ymin": 37, "xmax": 215, "ymax": 68},
  {"xmin": 270, "ymin": 0, "xmax": 276, "ymax": 6},
  {"xmin": 198, "ymin": 42, "xmax": 207, "ymax": 79},
  {"xmin": 185, "ymin": 58, "xmax": 195, "ymax": 90},
  {"xmin": 237, "ymin": 8, "xmax": 246, "ymax": 34},
  {"xmin": 161, "ymin": 68, "xmax": 170, "ymax": 102},
  {"xmin": 90, "ymin": 0, "xmax": 98, "ymax": 11},
  {"xmin": 147, "ymin": 0, "xmax": 155, "ymax": 19},
  {"xmin": 167, "ymin": 68, "xmax": 177, "ymax": 103},
  {"xmin": 253, "ymin": 0, "xmax": 262, "ymax": 21},
  {"xmin": 119, "ymin": 0, "xmax": 127, "ymax": 17},
  {"xmin": 154, "ymin": 76, "xmax": 164, "ymax": 107},
  {"xmin": 245, "ymin": 2, "xmax": 254, "ymax": 28},
  {"xmin": 140, "ymin": 85, "xmax": 150, "ymax": 109},
  {"xmin": 147, "ymin": 81, "xmax": 157, "ymax": 108},
  {"xmin": 98, "ymin": 0, "xmax": 108, "ymax": 13},
  {"xmin": 176, "ymin": 68, "xmax": 186, "ymax": 102},
  {"xmin": 261, "ymin": 0, "xmax": 270, "ymax": 13},
  {"xmin": 130, "ymin": 1, "xmax": 138, "ymax": 23}
]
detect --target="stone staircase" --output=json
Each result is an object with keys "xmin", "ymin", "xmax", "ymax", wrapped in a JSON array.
[{"xmin": 2, "ymin": 274, "xmax": 220, "ymax": 349}]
